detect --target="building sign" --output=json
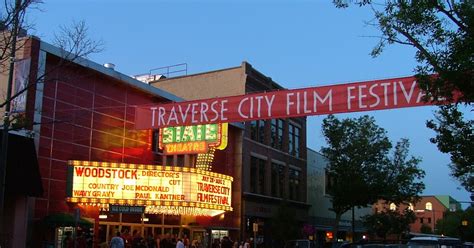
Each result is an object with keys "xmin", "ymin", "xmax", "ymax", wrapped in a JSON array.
[
  {"xmin": 109, "ymin": 205, "xmax": 145, "ymax": 214},
  {"xmin": 66, "ymin": 160, "xmax": 233, "ymax": 216},
  {"xmin": 11, "ymin": 58, "xmax": 31, "ymax": 114},
  {"xmin": 159, "ymin": 123, "xmax": 228, "ymax": 155},
  {"xmin": 134, "ymin": 76, "xmax": 442, "ymax": 129}
]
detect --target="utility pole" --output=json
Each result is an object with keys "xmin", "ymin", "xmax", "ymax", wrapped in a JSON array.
[{"xmin": 0, "ymin": 0, "xmax": 21, "ymax": 243}]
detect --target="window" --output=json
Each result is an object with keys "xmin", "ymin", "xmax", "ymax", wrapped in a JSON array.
[
  {"xmin": 251, "ymin": 157, "xmax": 266, "ymax": 195},
  {"xmin": 425, "ymin": 202, "xmax": 433, "ymax": 211},
  {"xmin": 289, "ymin": 168, "xmax": 301, "ymax": 201},
  {"xmin": 250, "ymin": 158, "xmax": 258, "ymax": 193},
  {"xmin": 258, "ymin": 159, "xmax": 266, "ymax": 195},
  {"xmin": 420, "ymin": 218, "xmax": 424, "ymax": 224},
  {"xmin": 165, "ymin": 156, "xmax": 174, "ymax": 166},
  {"xmin": 389, "ymin": 203, "xmax": 397, "ymax": 211},
  {"xmin": 271, "ymin": 119, "xmax": 284, "ymax": 150},
  {"xmin": 325, "ymin": 170, "xmax": 334, "ymax": 195},
  {"xmin": 152, "ymin": 130, "xmax": 161, "ymax": 153},
  {"xmin": 177, "ymin": 155, "xmax": 184, "ymax": 167},
  {"xmin": 279, "ymin": 165, "xmax": 285, "ymax": 198},
  {"xmin": 289, "ymin": 123, "xmax": 300, "ymax": 157},
  {"xmin": 428, "ymin": 218, "xmax": 432, "ymax": 224},
  {"xmin": 250, "ymin": 120, "xmax": 266, "ymax": 143},
  {"xmin": 271, "ymin": 163, "xmax": 279, "ymax": 197}
]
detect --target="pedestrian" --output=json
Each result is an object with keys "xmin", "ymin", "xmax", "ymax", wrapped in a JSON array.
[
  {"xmin": 176, "ymin": 238, "xmax": 185, "ymax": 248},
  {"xmin": 110, "ymin": 231, "xmax": 125, "ymax": 248},
  {"xmin": 221, "ymin": 237, "xmax": 232, "ymax": 248},
  {"xmin": 62, "ymin": 231, "xmax": 74, "ymax": 248},
  {"xmin": 131, "ymin": 230, "xmax": 144, "ymax": 248},
  {"xmin": 122, "ymin": 229, "xmax": 132, "ymax": 248}
]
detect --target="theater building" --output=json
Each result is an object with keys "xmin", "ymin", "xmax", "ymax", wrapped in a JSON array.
[
  {"xmin": 150, "ymin": 61, "xmax": 309, "ymax": 247},
  {"xmin": 1, "ymin": 35, "xmax": 241, "ymax": 247}
]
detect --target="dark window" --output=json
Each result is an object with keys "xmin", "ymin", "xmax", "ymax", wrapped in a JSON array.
[
  {"xmin": 188, "ymin": 154, "xmax": 197, "ymax": 167},
  {"xmin": 289, "ymin": 123, "xmax": 301, "ymax": 157},
  {"xmin": 251, "ymin": 156, "xmax": 266, "ymax": 195},
  {"xmin": 325, "ymin": 170, "xmax": 334, "ymax": 195},
  {"xmin": 250, "ymin": 158, "xmax": 258, "ymax": 193},
  {"xmin": 258, "ymin": 159, "xmax": 266, "ymax": 195},
  {"xmin": 271, "ymin": 119, "xmax": 284, "ymax": 150},
  {"xmin": 166, "ymin": 156, "xmax": 174, "ymax": 166},
  {"xmin": 289, "ymin": 168, "xmax": 301, "ymax": 201},
  {"xmin": 152, "ymin": 130, "xmax": 163, "ymax": 153},
  {"xmin": 271, "ymin": 163, "xmax": 279, "ymax": 197},
  {"xmin": 177, "ymin": 155, "xmax": 184, "ymax": 167},
  {"xmin": 428, "ymin": 218, "xmax": 431, "ymax": 224},
  {"xmin": 279, "ymin": 165, "xmax": 285, "ymax": 198},
  {"xmin": 420, "ymin": 218, "xmax": 424, "ymax": 224},
  {"xmin": 250, "ymin": 120, "xmax": 266, "ymax": 143}
]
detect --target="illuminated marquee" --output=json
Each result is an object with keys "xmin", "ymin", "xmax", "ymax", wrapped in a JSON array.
[
  {"xmin": 66, "ymin": 160, "xmax": 233, "ymax": 216},
  {"xmin": 159, "ymin": 123, "xmax": 228, "ymax": 155}
]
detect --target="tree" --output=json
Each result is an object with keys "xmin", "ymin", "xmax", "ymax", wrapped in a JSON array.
[
  {"xmin": 363, "ymin": 209, "xmax": 416, "ymax": 241},
  {"xmin": 332, "ymin": 0, "xmax": 473, "ymax": 194},
  {"xmin": 321, "ymin": 114, "xmax": 424, "ymax": 240},
  {"xmin": 435, "ymin": 207, "xmax": 474, "ymax": 241},
  {"xmin": 0, "ymin": 0, "xmax": 103, "ymax": 245},
  {"xmin": 333, "ymin": 0, "xmax": 473, "ymax": 103},
  {"xmin": 427, "ymin": 105, "xmax": 473, "ymax": 192}
]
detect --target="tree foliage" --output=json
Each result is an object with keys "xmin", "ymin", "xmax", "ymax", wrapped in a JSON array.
[
  {"xmin": 1, "ymin": 0, "xmax": 103, "ymax": 131},
  {"xmin": 333, "ymin": 0, "xmax": 473, "ymax": 194},
  {"xmin": 321, "ymin": 115, "xmax": 425, "ymax": 238},
  {"xmin": 435, "ymin": 207, "xmax": 474, "ymax": 241},
  {"xmin": 363, "ymin": 209, "xmax": 416, "ymax": 240},
  {"xmin": 334, "ymin": 0, "xmax": 473, "ymax": 103},
  {"xmin": 427, "ymin": 105, "xmax": 473, "ymax": 192}
]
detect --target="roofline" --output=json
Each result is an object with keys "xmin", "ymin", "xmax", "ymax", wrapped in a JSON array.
[
  {"xmin": 38, "ymin": 40, "xmax": 244, "ymax": 130},
  {"xmin": 151, "ymin": 65, "xmax": 242, "ymax": 83},
  {"xmin": 39, "ymin": 40, "xmax": 183, "ymax": 103}
]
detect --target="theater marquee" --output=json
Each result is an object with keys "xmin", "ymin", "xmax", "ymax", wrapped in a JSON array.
[
  {"xmin": 66, "ymin": 160, "xmax": 233, "ymax": 216},
  {"xmin": 159, "ymin": 123, "xmax": 228, "ymax": 155}
]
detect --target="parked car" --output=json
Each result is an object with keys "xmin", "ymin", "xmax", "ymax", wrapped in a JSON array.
[
  {"xmin": 407, "ymin": 236, "xmax": 462, "ymax": 248},
  {"xmin": 285, "ymin": 239, "xmax": 317, "ymax": 248}
]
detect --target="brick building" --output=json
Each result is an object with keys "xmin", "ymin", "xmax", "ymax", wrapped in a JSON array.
[
  {"xmin": 373, "ymin": 195, "xmax": 461, "ymax": 234},
  {"xmin": 150, "ymin": 61, "xmax": 309, "ymax": 247},
  {"xmin": 1, "ymin": 36, "xmax": 241, "ymax": 247}
]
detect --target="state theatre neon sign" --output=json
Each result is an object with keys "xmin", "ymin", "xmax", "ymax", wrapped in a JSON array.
[
  {"xmin": 159, "ymin": 123, "xmax": 228, "ymax": 155},
  {"xmin": 66, "ymin": 160, "xmax": 233, "ymax": 216}
]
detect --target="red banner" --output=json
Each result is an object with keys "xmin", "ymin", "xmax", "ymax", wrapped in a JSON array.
[{"xmin": 134, "ymin": 76, "xmax": 432, "ymax": 129}]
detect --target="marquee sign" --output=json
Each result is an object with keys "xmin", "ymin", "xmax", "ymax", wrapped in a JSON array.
[
  {"xmin": 159, "ymin": 123, "xmax": 228, "ymax": 155},
  {"xmin": 134, "ymin": 76, "xmax": 435, "ymax": 129},
  {"xmin": 66, "ymin": 160, "xmax": 233, "ymax": 216}
]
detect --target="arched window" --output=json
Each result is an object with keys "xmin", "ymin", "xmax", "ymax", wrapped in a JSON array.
[
  {"xmin": 408, "ymin": 203, "xmax": 414, "ymax": 211},
  {"xmin": 389, "ymin": 203, "xmax": 396, "ymax": 211},
  {"xmin": 425, "ymin": 202, "xmax": 433, "ymax": 211}
]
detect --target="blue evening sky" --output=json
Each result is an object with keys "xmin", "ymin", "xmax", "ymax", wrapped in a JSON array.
[{"xmin": 27, "ymin": 1, "xmax": 472, "ymax": 205}]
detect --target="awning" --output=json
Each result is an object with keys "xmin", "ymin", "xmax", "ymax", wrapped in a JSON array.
[
  {"xmin": 2, "ymin": 132, "xmax": 43, "ymax": 197},
  {"xmin": 41, "ymin": 212, "xmax": 93, "ymax": 228}
]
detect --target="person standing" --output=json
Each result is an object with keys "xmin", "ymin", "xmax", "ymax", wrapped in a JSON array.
[
  {"xmin": 62, "ymin": 231, "xmax": 74, "ymax": 248},
  {"xmin": 176, "ymin": 238, "xmax": 185, "ymax": 248},
  {"xmin": 110, "ymin": 232, "xmax": 125, "ymax": 248}
]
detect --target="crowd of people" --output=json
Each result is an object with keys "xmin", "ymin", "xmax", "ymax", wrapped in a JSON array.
[
  {"xmin": 64, "ymin": 228, "xmax": 257, "ymax": 248},
  {"xmin": 101, "ymin": 229, "xmax": 200, "ymax": 248}
]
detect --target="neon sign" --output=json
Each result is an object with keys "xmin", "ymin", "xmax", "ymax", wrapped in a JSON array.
[{"xmin": 159, "ymin": 123, "xmax": 228, "ymax": 155}]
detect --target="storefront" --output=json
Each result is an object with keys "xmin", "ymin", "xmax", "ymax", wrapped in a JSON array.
[
  {"xmin": 8, "ymin": 38, "xmax": 243, "ymax": 247},
  {"xmin": 65, "ymin": 159, "xmax": 233, "ymax": 246}
]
